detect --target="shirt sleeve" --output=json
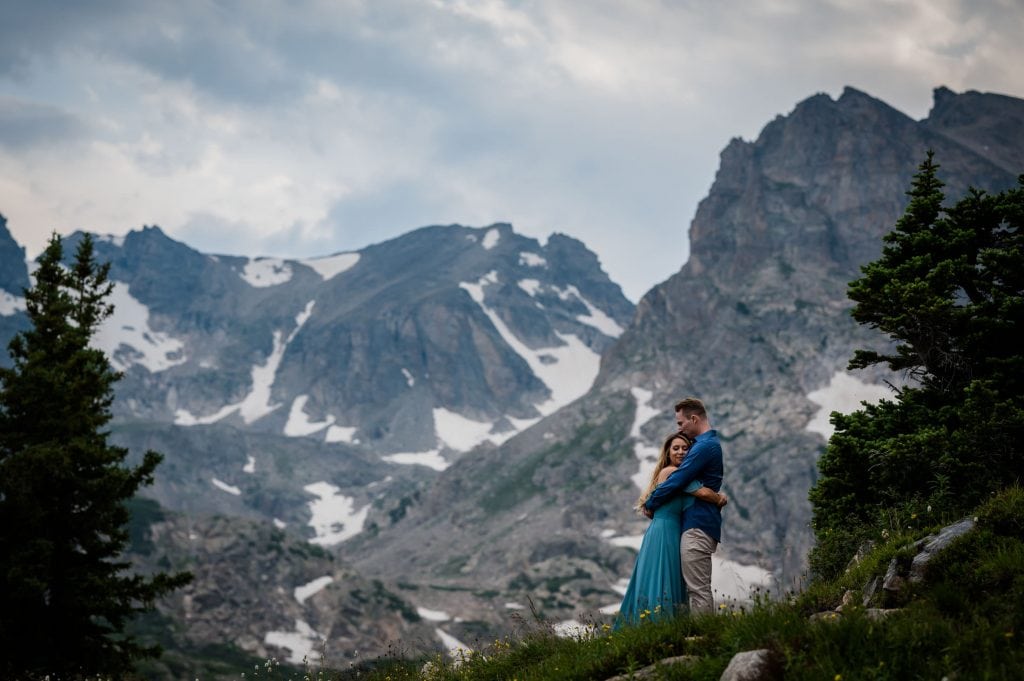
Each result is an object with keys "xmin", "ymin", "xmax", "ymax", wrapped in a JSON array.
[{"xmin": 644, "ymin": 441, "xmax": 710, "ymax": 511}]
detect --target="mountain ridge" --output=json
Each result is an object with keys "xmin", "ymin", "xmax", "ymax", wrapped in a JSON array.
[
  {"xmin": 1, "ymin": 84, "xmax": 1021, "ymax": 676},
  {"xmin": 352, "ymin": 85, "xmax": 1024, "ymax": 618}
]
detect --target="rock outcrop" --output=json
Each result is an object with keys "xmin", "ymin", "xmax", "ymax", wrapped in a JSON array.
[{"xmin": 0, "ymin": 214, "xmax": 29, "ymax": 366}]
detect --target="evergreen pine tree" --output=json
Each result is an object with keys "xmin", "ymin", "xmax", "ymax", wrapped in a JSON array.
[
  {"xmin": 0, "ymin": 233, "xmax": 191, "ymax": 679},
  {"xmin": 808, "ymin": 156, "xmax": 1024, "ymax": 579}
]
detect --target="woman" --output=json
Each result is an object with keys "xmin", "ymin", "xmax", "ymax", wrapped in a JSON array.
[{"xmin": 614, "ymin": 432, "xmax": 726, "ymax": 629}]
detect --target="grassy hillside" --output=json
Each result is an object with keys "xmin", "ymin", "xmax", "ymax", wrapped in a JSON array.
[{"xmin": 216, "ymin": 486, "xmax": 1023, "ymax": 681}]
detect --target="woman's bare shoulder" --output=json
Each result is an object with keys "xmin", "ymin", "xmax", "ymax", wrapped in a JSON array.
[{"xmin": 656, "ymin": 466, "xmax": 678, "ymax": 484}]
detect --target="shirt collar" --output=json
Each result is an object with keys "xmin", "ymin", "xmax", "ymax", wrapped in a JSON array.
[{"xmin": 695, "ymin": 429, "xmax": 717, "ymax": 442}]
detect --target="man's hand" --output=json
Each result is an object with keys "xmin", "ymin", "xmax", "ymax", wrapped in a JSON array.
[{"xmin": 717, "ymin": 493, "xmax": 729, "ymax": 509}]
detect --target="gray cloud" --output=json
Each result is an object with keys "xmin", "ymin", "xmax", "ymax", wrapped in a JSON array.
[
  {"xmin": 1, "ymin": 0, "xmax": 1022, "ymax": 300},
  {"xmin": 0, "ymin": 96, "xmax": 90, "ymax": 150}
]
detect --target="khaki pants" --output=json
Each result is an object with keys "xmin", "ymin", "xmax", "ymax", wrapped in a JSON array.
[{"xmin": 682, "ymin": 528, "xmax": 718, "ymax": 614}]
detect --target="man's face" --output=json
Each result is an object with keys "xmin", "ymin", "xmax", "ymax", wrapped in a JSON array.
[{"xmin": 677, "ymin": 410, "xmax": 698, "ymax": 438}]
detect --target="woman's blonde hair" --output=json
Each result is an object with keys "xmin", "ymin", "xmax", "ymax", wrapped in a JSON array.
[{"xmin": 634, "ymin": 432, "xmax": 692, "ymax": 511}]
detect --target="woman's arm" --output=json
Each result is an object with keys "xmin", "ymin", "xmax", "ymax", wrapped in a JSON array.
[{"xmin": 692, "ymin": 486, "xmax": 728, "ymax": 508}]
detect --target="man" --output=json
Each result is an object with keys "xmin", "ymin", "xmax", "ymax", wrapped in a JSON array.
[{"xmin": 643, "ymin": 397, "xmax": 724, "ymax": 613}]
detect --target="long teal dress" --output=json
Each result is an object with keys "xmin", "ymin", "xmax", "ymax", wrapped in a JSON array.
[{"xmin": 614, "ymin": 479, "xmax": 700, "ymax": 629}]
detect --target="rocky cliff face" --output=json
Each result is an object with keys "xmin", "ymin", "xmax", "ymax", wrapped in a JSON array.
[
  {"xmin": 126, "ymin": 503, "xmax": 440, "ymax": 679},
  {"xmin": 353, "ymin": 86, "xmax": 1024, "ymax": 626},
  {"xmin": 598, "ymin": 86, "xmax": 1020, "ymax": 579},
  {"xmin": 0, "ymin": 214, "xmax": 29, "ymax": 366}
]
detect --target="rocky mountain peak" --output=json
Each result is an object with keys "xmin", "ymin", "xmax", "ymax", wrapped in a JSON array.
[
  {"xmin": 0, "ymin": 213, "xmax": 28, "ymax": 295},
  {"xmin": 0, "ymin": 214, "xmax": 30, "ymax": 365},
  {"xmin": 924, "ymin": 86, "xmax": 1024, "ymax": 175}
]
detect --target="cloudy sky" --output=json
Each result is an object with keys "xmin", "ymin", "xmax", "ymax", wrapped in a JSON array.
[{"xmin": 1, "ymin": 1, "xmax": 1022, "ymax": 300}]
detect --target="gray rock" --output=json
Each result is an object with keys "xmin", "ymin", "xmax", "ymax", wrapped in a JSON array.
[
  {"xmin": 835, "ymin": 589, "xmax": 855, "ymax": 611},
  {"xmin": 882, "ymin": 558, "xmax": 904, "ymax": 594},
  {"xmin": 865, "ymin": 608, "xmax": 901, "ymax": 621},
  {"xmin": 862, "ymin": 576, "xmax": 881, "ymax": 606},
  {"xmin": 909, "ymin": 518, "xmax": 975, "ymax": 583},
  {"xmin": 809, "ymin": 611, "xmax": 842, "ymax": 623},
  {"xmin": 720, "ymin": 649, "xmax": 778, "ymax": 681},
  {"xmin": 604, "ymin": 655, "xmax": 698, "ymax": 681},
  {"xmin": 846, "ymin": 540, "xmax": 876, "ymax": 572}
]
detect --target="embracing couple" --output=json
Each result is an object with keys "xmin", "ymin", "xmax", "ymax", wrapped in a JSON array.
[{"xmin": 614, "ymin": 397, "xmax": 727, "ymax": 628}]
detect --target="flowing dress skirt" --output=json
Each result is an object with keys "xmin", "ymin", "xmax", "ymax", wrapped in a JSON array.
[{"xmin": 614, "ymin": 494, "xmax": 688, "ymax": 629}]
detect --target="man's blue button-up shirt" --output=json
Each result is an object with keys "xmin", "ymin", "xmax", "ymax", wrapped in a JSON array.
[{"xmin": 643, "ymin": 429, "xmax": 724, "ymax": 543}]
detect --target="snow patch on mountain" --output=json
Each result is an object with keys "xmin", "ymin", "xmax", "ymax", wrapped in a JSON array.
[
  {"xmin": 303, "ymin": 252, "xmax": 360, "ymax": 281},
  {"xmin": 93, "ymin": 282, "xmax": 187, "ymax": 372},
  {"xmin": 0, "ymin": 290, "xmax": 27, "ymax": 316},
  {"xmin": 382, "ymin": 449, "xmax": 449, "ymax": 471},
  {"xmin": 324, "ymin": 425, "xmax": 358, "ymax": 444},
  {"xmin": 295, "ymin": 576, "xmax": 333, "ymax": 605},
  {"xmin": 806, "ymin": 371, "xmax": 892, "ymax": 439},
  {"xmin": 264, "ymin": 619, "xmax": 323, "ymax": 665},
  {"xmin": 551, "ymin": 283, "xmax": 624, "ymax": 338},
  {"xmin": 602, "ymin": 531, "xmax": 774, "ymax": 604},
  {"xmin": 242, "ymin": 257, "xmax": 293, "ymax": 287},
  {"xmin": 575, "ymin": 295, "xmax": 624, "ymax": 337},
  {"xmin": 402, "ymin": 368, "xmax": 415, "ymax": 387},
  {"xmin": 416, "ymin": 607, "xmax": 451, "ymax": 622},
  {"xmin": 629, "ymin": 387, "xmax": 663, "ymax": 490},
  {"xmin": 238, "ymin": 331, "xmax": 288, "ymax": 423},
  {"xmin": 481, "ymin": 228, "xmax": 500, "ymax": 250},
  {"xmin": 243, "ymin": 456, "xmax": 256, "ymax": 474},
  {"xmin": 432, "ymin": 409, "xmax": 540, "ymax": 453},
  {"xmin": 433, "ymin": 407, "xmax": 495, "ymax": 452},
  {"xmin": 460, "ymin": 271, "xmax": 600, "ymax": 416},
  {"xmin": 284, "ymin": 395, "xmax": 336, "ymax": 437},
  {"xmin": 211, "ymin": 478, "xmax": 241, "ymax": 496},
  {"xmin": 96, "ymin": 233, "xmax": 126, "ymax": 247},
  {"xmin": 712, "ymin": 559, "xmax": 775, "ymax": 603},
  {"xmin": 517, "ymin": 279, "xmax": 542, "ymax": 297},
  {"xmin": 304, "ymin": 481, "xmax": 369, "ymax": 546},
  {"xmin": 175, "ymin": 301, "xmax": 315, "ymax": 426},
  {"xmin": 292, "ymin": 300, "xmax": 316, "ymax": 333},
  {"xmin": 518, "ymin": 252, "xmax": 546, "ymax": 267},
  {"xmin": 435, "ymin": 628, "xmax": 470, "ymax": 659}
]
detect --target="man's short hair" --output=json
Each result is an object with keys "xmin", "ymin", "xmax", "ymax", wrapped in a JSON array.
[{"xmin": 674, "ymin": 397, "xmax": 707, "ymax": 419}]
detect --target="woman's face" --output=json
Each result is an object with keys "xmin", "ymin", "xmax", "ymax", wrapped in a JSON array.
[{"xmin": 668, "ymin": 437, "xmax": 689, "ymax": 467}]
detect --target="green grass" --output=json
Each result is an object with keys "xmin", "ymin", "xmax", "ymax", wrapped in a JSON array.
[{"xmin": 148, "ymin": 487, "xmax": 1024, "ymax": 680}]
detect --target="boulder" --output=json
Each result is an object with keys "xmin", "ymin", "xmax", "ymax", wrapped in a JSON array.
[
  {"xmin": 882, "ymin": 558, "xmax": 904, "ymax": 594},
  {"xmin": 865, "ymin": 608, "xmax": 901, "ymax": 621},
  {"xmin": 861, "ymin": 576, "xmax": 880, "ymax": 606},
  {"xmin": 909, "ymin": 518, "xmax": 975, "ymax": 583},
  {"xmin": 720, "ymin": 649, "xmax": 781, "ymax": 681}
]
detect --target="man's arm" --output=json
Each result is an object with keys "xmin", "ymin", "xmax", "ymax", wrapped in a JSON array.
[{"xmin": 644, "ymin": 442, "xmax": 711, "ymax": 512}]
